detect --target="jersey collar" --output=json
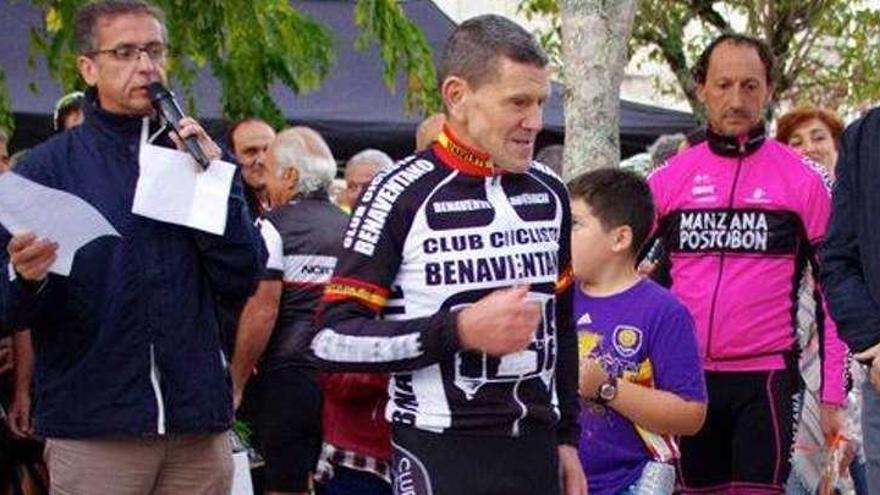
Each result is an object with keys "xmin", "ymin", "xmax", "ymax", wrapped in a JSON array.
[
  {"xmin": 432, "ymin": 124, "xmax": 497, "ymax": 177},
  {"xmin": 706, "ymin": 123, "xmax": 767, "ymax": 158}
]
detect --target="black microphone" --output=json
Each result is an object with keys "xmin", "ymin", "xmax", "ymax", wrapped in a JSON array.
[{"xmin": 147, "ymin": 82, "xmax": 210, "ymax": 169}]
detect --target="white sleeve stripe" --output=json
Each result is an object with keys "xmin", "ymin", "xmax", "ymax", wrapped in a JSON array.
[
  {"xmin": 311, "ymin": 328, "xmax": 422, "ymax": 363},
  {"xmin": 258, "ymin": 220, "xmax": 284, "ymax": 272}
]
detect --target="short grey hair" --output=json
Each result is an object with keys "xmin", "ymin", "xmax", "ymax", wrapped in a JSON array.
[
  {"xmin": 0, "ymin": 128, "xmax": 8, "ymax": 144},
  {"xmin": 290, "ymin": 126, "xmax": 335, "ymax": 163},
  {"xmin": 346, "ymin": 149, "xmax": 393, "ymax": 173},
  {"xmin": 438, "ymin": 14, "xmax": 548, "ymax": 90},
  {"xmin": 74, "ymin": 0, "xmax": 167, "ymax": 54},
  {"xmin": 273, "ymin": 129, "xmax": 336, "ymax": 196}
]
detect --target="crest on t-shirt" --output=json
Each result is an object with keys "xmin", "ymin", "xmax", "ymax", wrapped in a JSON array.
[{"xmin": 613, "ymin": 325, "xmax": 643, "ymax": 357}]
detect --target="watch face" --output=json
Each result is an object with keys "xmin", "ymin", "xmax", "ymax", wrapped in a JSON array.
[{"xmin": 599, "ymin": 383, "xmax": 617, "ymax": 401}]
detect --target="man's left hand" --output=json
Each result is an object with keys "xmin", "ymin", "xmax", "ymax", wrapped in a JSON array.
[
  {"xmin": 170, "ymin": 117, "xmax": 222, "ymax": 162},
  {"xmin": 558, "ymin": 445, "xmax": 588, "ymax": 495},
  {"xmin": 7, "ymin": 390, "xmax": 32, "ymax": 439}
]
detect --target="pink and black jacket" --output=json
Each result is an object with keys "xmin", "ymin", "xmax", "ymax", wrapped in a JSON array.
[{"xmin": 648, "ymin": 126, "xmax": 848, "ymax": 405}]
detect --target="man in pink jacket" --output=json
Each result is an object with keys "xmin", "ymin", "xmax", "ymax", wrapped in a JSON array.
[{"xmin": 648, "ymin": 33, "xmax": 848, "ymax": 493}]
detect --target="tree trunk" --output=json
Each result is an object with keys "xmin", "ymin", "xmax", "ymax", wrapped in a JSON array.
[{"xmin": 560, "ymin": 0, "xmax": 638, "ymax": 179}]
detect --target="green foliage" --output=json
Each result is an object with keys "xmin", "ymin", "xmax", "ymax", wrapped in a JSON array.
[
  {"xmin": 782, "ymin": 5, "xmax": 880, "ymax": 111},
  {"xmin": 208, "ymin": 0, "xmax": 335, "ymax": 127},
  {"xmin": 0, "ymin": 68, "xmax": 14, "ymax": 133},
  {"xmin": 519, "ymin": 0, "xmax": 562, "ymax": 69},
  {"xmin": 29, "ymin": 0, "xmax": 84, "ymax": 94},
  {"xmin": 232, "ymin": 419, "xmax": 252, "ymax": 444},
  {"xmin": 518, "ymin": 0, "xmax": 880, "ymax": 116},
  {"xmin": 355, "ymin": 0, "xmax": 441, "ymax": 114},
  {"xmin": 3, "ymin": 0, "xmax": 439, "ymax": 128}
]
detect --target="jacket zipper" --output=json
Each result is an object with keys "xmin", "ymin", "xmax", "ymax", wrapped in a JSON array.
[
  {"xmin": 141, "ymin": 119, "xmax": 169, "ymax": 436},
  {"xmin": 705, "ymin": 145, "xmax": 746, "ymax": 360},
  {"xmin": 149, "ymin": 344, "xmax": 167, "ymax": 435}
]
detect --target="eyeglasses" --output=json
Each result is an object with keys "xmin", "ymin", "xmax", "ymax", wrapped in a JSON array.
[{"xmin": 89, "ymin": 42, "xmax": 168, "ymax": 62}]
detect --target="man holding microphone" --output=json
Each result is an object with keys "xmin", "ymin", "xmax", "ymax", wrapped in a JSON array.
[{"xmin": 1, "ymin": 1, "xmax": 264, "ymax": 493}]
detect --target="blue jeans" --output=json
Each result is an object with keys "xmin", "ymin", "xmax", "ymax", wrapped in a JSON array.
[
  {"xmin": 863, "ymin": 380, "xmax": 880, "ymax": 495},
  {"xmin": 316, "ymin": 466, "xmax": 392, "ymax": 495},
  {"xmin": 851, "ymin": 457, "xmax": 869, "ymax": 495}
]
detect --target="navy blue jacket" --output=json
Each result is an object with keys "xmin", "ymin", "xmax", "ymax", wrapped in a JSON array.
[
  {"xmin": 0, "ymin": 91, "xmax": 265, "ymax": 438},
  {"xmin": 821, "ymin": 107, "xmax": 880, "ymax": 353}
]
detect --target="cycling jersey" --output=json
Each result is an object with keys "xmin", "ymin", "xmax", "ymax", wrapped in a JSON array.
[
  {"xmin": 240, "ymin": 193, "xmax": 347, "ymax": 492},
  {"xmin": 648, "ymin": 126, "xmax": 847, "ymax": 405},
  {"xmin": 258, "ymin": 192, "xmax": 349, "ymax": 371},
  {"xmin": 311, "ymin": 126, "xmax": 579, "ymax": 445}
]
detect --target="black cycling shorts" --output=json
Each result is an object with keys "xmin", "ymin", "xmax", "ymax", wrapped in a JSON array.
[
  {"xmin": 391, "ymin": 423, "xmax": 559, "ymax": 495},
  {"xmin": 677, "ymin": 369, "xmax": 798, "ymax": 494},
  {"xmin": 240, "ymin": 366, "xmax": 322, "ymax": 493}
]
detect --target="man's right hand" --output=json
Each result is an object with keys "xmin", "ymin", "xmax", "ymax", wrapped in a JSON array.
[
  {"xmin": 7, "ymin": 232, "xmax": 58, "ymax": 282},
  {"xmin": 233, "ymin": 382, "xmax": 244, "ymax": 412},
  {"xmin": 231, "ymin": 370, "xmax": 250, "ymax": 412},
  {"xmin": 6, "ymin": 390, "xmax": 32, "ymax": 439},
  {"xmin": 456, "ymin": 285, "xmax": 541, "ymax": 356}
]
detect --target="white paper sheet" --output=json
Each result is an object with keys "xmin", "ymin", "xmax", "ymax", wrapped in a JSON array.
[
  {"xmin": 230, "ymin": 451, "xmax": 254, "ymax": 495},
  {"xmin": 132, "ymin": 143, "xmax": 235, "ymax": 236},
  {"xmin": 0, "ymin": 172, "xmax": 120, "ymax": 276}
]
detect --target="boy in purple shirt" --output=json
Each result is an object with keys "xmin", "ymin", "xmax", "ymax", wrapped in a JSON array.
[{"xmin": 570, "ymin": 169, "xmax": 707, "ymax": 494}]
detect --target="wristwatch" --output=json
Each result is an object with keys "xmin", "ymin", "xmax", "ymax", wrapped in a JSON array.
[{"xmin": 595, "ymin": 375, "xmax": 619, "ymax": 405}]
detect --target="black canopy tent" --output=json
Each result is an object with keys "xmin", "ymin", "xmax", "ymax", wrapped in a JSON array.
[{"xmin": 1, "ymin": 0, "xmax": 696, "ymax": 160}]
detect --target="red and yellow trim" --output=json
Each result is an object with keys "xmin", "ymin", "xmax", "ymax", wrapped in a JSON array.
[
  {"xmin": 555, "ymin": 265, "xmax": 574, "ymax": 294},
  {"xmin": 323, "ymin": 277, "xmax": 390, "ymax": 311},
  {"xmin": 432, "ymin": 124, "xmax": 496, "ymax": 177}
]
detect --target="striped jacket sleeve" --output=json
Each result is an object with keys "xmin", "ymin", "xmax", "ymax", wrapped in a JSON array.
[{"xmin": 310, "ymin": 160, "xmax": 460, "ymax": 372}]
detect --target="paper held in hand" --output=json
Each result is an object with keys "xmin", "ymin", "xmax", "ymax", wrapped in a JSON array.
[
  {"xmin": 0, "ymin": 172, "xmax": 120, "ymax": 276},
  {"xmin": 132, "ymin": 138, "xmax": 235, "ymax": 236}
]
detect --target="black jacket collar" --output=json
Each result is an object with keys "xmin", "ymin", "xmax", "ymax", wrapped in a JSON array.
[
  {"xmin": 706, "ymin": 123, "xmax": 767, "ymax": 158},
  {"xmin": 83, "ymin": 87, "xmax": 167, "ymax": 143}
]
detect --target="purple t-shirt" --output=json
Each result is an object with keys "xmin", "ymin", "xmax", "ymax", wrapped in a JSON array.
[{"xmin": 574, "ymin": 279, "xmax": 706, "ymax": 495}]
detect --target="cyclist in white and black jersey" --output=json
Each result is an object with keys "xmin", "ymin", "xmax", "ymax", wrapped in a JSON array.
[
  {"xmin": 309, "ymin": 15, "xmax": 586, "ymax": 495},
  {"xmin": 234, "ymin": 129, "xmax": 343, "ymax": 495}
]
